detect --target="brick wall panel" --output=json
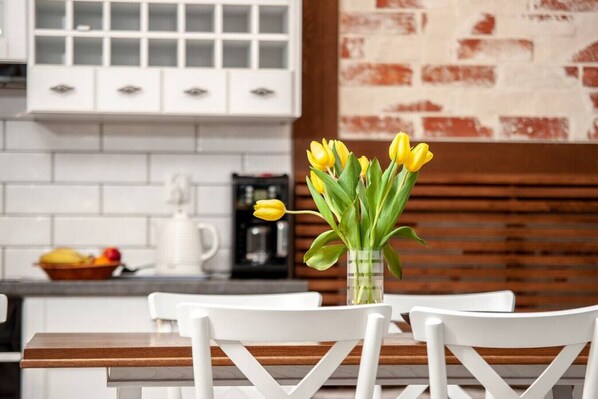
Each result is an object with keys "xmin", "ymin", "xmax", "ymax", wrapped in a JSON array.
[
  {"xmin": 422, "ymin": 65, "xmax": 495, "ymax": 87},
  {"xmin": 457, "ymin": 39, "xmax": 534, "ymax": 62},
  {"xmin": 340, "ymin": 12, "xmax": 417, "ymax": 34},
  {"xmin": 496, "ymin": 14, "xmax": 575, "ymax": 37},
  {"xmin": 583, "ymin": 67, "xmax": 598, "ymax": 87},
  {"xmin": 500, "ymin": 117, "xmax": 569, "ymax": 140},
  {"xmin": 572, "ymin": 42, "xmax": 598, "ymax": 62},
  {"xmin": 472, "ymin": 13, "xmax": 495, "ymax": 35},
  {"xmin": 532, "ymin": 0, "xmax": 598, "ymax": 12},
  {"xmin": 340, "ymin": 63, "xmax": 413, "ymax": 86},
  {"xmin": 422, "ymin": 117, "xmax": 494, "ymax": 138}
]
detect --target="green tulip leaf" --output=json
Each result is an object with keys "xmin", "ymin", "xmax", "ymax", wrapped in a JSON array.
[
  {"xmin": 366, "ymin": 159, "xmax": 382, "ymax": 217},
  {"xmin": 304, "ymin": 230, "xmax": 340, "ymax": 263},
  {"xmin": 306, "ymin": 176, "xmax": 339, "ymax": 233},
  {"xmin": 376, "ymin": 170, "xmax": 418, "ymax": 242},
  {"xmin": 338, "ymin": 154, "xmax": 360, "ymax": 198},
  {"xmin": 305, "ymin": 244, "xmax": 348, "ymax": 271},
  {"xmin": 383, "ymin": 243, "xmax": 402, "ymax": 279},
  {"xmin": 381, "ymin": 226, "xmax": 428, "ymax": 249},
  {"xmin": 339, "ymin": 200, "xmax": 361, "ymax": 249},
  {"xmin": 312, "ymin": 168, "xmax": 352, "ymax": 210}
]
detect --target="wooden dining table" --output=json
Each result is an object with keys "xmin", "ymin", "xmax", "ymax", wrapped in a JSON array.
[{"xmin": 21, "ymin": 332, "xmax": 590, "ymax": 399}]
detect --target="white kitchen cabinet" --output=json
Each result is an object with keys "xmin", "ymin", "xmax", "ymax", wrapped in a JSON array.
[
  {"xmin": 22, "ymin": 297, "xmax": 169, "ymax": 399},
  {"xmin": 163, "ymin": 69, "xmax": 227, "ymax": 115},
  {"xmin": 97, "ymin": 68, "xmax": 161, "ymax": 113},
  {"xmin": 27, "ymin": 66, "xmax": 95, "ymax": 112},
  {"xmin": 26, "ymin": 0, "xmax": 302, "ymax": 120},
  {"xmin": 0, "ymin": 0, "xmax": 27, "ymax": 62}
]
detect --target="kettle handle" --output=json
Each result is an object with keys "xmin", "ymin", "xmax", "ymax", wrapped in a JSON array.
[{"xmin": 197, "ymin": 223, "xmax": 220, "ymax": 262}]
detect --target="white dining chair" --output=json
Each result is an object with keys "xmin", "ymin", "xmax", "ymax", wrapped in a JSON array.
[
  {"xmin": 0, "ymin": 294, "xmax": 7, "ymax": 323},
  {"xmin": 380, "ymin": 291, "xmax": 516, "ymax": 399},
  {"xmin": 176, "ymin": 303, "xmax": 392, "ymax": 399},
  {"xmin": 410, "ymin": 304, "xmax": 598, "ymax": 399},
  {"xmin": 148, "ymin": 292, "xmax": 322, "ymax": 399}
]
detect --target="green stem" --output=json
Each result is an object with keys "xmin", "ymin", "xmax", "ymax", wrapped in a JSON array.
[{"xmin": 286, "ymin": 210, "xmax": 325, "ymax": 219}]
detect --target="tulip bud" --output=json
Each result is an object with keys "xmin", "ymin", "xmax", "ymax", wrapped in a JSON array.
[
  {"xmin": 405, "ymin": 143, "xmax": 433, "ymax": 172},
  {"xmin": 334, "ymin": 140, "xmax": 350, "ymax": 169},
  {"xmin": 389, "ymin": 132, "xmax": 411, "ymax": 164},
  {"xmin": 358, "ymin": 156, "xmax": 369, "ymax": 177},
  {"xmin": 307, "ymin": 139, "xmax": 335, "ymax": 171},
  {"xmin": 253, "ymin": 199, "xmax": 286, "ymax": 221},
  {"xmin": 310, "ymin": 171, "xmax": 325, "ymax": 194}
]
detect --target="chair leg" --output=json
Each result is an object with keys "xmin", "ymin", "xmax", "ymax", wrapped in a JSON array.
[
  {"xmin": 396, "ymin": 385, "xmax": 428, "ymax": 399},
  {"xmin": 484, "ymin": 391, "xmax": 495, "ymax": 399},
  {"xmin": 446, "ymin": 385, "xmax": 472, "ymax": 399},
  {"xmin": 373, "ymin": 385, "xmax": 382, "ymax": 399},
  {"xmin": 167, "ymin": 387, "xmax": 182, "ymax": 399}
]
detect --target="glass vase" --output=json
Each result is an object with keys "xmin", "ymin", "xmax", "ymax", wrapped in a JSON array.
[{"xmin": 347, "ymin": 249, "xmax": 384, "ymax": 305}]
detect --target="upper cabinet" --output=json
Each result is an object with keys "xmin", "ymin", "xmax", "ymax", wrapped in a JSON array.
[
  {"xmin": 27, "ymin": 0, "xmax": 302, "ymax": 120},
  {"xmin": 0, "ymin": 0, "xmax": 27, "ymax": 62}
]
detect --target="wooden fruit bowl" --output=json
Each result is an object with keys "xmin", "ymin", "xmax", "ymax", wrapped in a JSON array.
[{"xmin": 36, "ymin": 262, "xmax": 121, "ymax": 280}]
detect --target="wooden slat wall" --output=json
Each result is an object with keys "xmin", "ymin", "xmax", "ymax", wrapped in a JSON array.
[{"xmin": 294, "ymin": 173, "xmax": 598, "ymax": 310}]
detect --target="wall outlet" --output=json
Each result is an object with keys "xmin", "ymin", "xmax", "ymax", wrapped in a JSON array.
[{"xmin": 165, "ymin": 174, "xmax": 191, "ymax": 205}]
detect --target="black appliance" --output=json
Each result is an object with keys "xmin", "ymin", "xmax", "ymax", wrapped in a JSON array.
[{"xmin": 232, "ymin": 174, "xmax": 291, "ymax": 279}]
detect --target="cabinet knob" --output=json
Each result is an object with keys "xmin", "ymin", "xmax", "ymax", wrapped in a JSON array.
[
  {"xmin": 118, "ymin": 85, "xmax": 142, "ymax": 95},
  {"xmin": 184, "ymin": 87, "xmax": 208, "ymax": 96},
  {"xmin": 50, "ymin": 84, "xmax": 75, "ymax": 94},
  {"xmin": 250, "ymin": 87, "xmax": 275, "ymax": 96}
]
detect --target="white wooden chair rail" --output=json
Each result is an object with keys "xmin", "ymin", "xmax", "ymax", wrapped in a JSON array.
[
  {"xmin": 410, "ymin": 304, "xmax": 598, "ymax": 399},
  {"xmin": 176, "ymin": 303, "xmax": 391, "ymax": 399},
  {"xmin": 381, "ymin": 291, "xmax": 515, "ymax": 399}
]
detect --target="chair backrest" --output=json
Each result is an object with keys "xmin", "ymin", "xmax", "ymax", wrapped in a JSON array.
[
  {"xmin": 410, "ymin": 304, "xmax": 598, "ymax": 399},
  {"xmin": 0, "ymin": 295, "xmax": 7, "ymax": 323},
  {"xmin": 384, "ymin": 290, "xmax": 515, "ymax": 323},
  {"xmin": 148, "ymin": 291, "xmax": 322, "ymax": 322},
  {"xmin": 177, "ymin": 303, "xmax": 392, "ymax": 399}
]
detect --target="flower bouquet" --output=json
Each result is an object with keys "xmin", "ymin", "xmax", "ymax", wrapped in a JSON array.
[{"xmin": 253, "ymin": 133, "xmax": 433, "ymax": 304}]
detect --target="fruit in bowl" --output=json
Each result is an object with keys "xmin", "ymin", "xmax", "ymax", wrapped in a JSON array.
[{"xmin": 37, "ymin": 247, "xmax": 122, "ymax": 280}]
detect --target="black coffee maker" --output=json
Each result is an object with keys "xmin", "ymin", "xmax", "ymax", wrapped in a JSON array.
[{"xmin": 232, "ymin": 174, "xmax": 291, "ymax": 279}]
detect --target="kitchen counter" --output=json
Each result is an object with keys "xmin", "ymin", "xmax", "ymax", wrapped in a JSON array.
[{"xmin": 0, "ymin": 277, "xmax": 309, "ymax": 297}]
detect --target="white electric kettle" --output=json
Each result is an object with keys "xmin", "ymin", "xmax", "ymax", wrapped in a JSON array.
[{"xmin": 155, "ymin": 210, "xmax": 220, "ymax": 276}]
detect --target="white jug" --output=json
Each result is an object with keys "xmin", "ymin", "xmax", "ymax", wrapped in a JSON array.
[{"xmin": 155, "ymin": 211, "xmax": 220, "ymax": 276}]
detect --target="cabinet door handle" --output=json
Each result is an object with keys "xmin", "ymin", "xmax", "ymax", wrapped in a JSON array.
[
  {"xmin": 118, "ymin": 85, "xmax": 142, "ymax": 95},
  {"xmin": 50, "ymin": 84, "xmax": 75, "ymax": 94},
  {"xmin": 184, "ymin": 87, "xmax": 208, "ymax": 96},
  {"xmin": 250, "ymin": 87, "xmax": 275, "ymax": 96}
]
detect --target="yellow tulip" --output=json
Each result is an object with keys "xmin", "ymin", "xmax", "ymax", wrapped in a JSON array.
[
  {"xmin": 358, "ymin": 156, "xmax": 369, "ymax": 177},
  {"xmin": 405, "ymin": 143, "xmax": 433, "ymax": 172},
  {"xmin": 307, "ymin": 139, "xmax": 335, "ymax": 171},
  {"xmin": 310, "ymin": 171, "xmax": 325, "ymax": 194},
  {"xmin": 333, "ymin": 140, "xmax": 350, "ymax": 168},
  {"xmin": 389, "ymin": 132, "xmax": 411, "ymax": 164},
  {"xmin": 253, "ymin": 199, "xmax": 286, "ymax": 221}
]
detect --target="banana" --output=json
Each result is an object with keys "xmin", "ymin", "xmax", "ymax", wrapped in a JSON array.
[{"xmin": 39, "ymin": 248, "xmax": 86, "ymax": 265}]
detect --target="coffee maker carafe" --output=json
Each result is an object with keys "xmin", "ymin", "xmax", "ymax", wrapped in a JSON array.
[{"xmin": 232, "ymin": 174, "xmax": 290, "ymax": 278}]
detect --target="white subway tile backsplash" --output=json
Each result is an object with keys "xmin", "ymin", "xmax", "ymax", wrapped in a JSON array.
[
  {"xmin": 5, "ymin": 121, "xmax": 100, "ymax": 151},
  {"xmin": 197, "ymin": 185, "xmax": 231, "ymax": 216},
  {"xmin": 244, "ymin": 154, "xmax": 292, "ymax": 176},
  {"xmin": 54, "ymin": 217, "xmax": 147, "ymax": 246},
  {"xmin": 0, "ymin": 122, "xmax": 4, "ymax": 150},
  {"xmin": 103, "ymin": 123, "xmax": 195, "ymax": 153},
  {"xmin": 6, "ymin": 185, "xmax": 100, "ymax": 214},
  {"xmin": 0, "ymin": 248, "xmax": 3, "ymax": 279},
  {"xmin": 198, "ymin": 124, "xmax": 291, "ymax": 153},
  {"xmin": 0, "ymin": 184, "xmax": 3, "ymax": 213},
  {"xmin": 55, "ymin": 154, "xmax": 147, "ymax": 183},
  {"xmin": 0, "ymin": 217, "xmax": 51, "ymax": 245},
  {"xmin": 150, "ymin": 154, "xmax": 242, "ymax": 184},
  {"xmin": 103, "ymin": 185, "xmax": 194, "ymax": 215},
  {"xmin": 0, "ymin": 153, "xmax": 51, "ymax": 182},
  {"xmin": 4, "ymin": 248, "xmax": 50, "ymax": 280}
]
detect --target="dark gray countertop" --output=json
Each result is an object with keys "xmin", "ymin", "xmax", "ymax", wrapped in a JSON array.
[{"xmin": 0, "ymin": 277, "xmax": 309, "ymax": 297}]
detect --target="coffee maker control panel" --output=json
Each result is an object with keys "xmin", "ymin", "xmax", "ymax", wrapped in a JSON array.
[{"xmin": 232, "ymin": 174, "xmax": 290, "ymax": 279}]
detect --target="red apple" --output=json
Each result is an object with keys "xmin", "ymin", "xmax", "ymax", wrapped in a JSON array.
[{"xmin": 102, "ymin": 247, "xmax": 121, "ymax": 262}]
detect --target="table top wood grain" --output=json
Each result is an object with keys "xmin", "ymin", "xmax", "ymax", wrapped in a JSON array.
[{"xmin": 21, "ymin": 332, "xmax": 591, "ymax": 369}]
